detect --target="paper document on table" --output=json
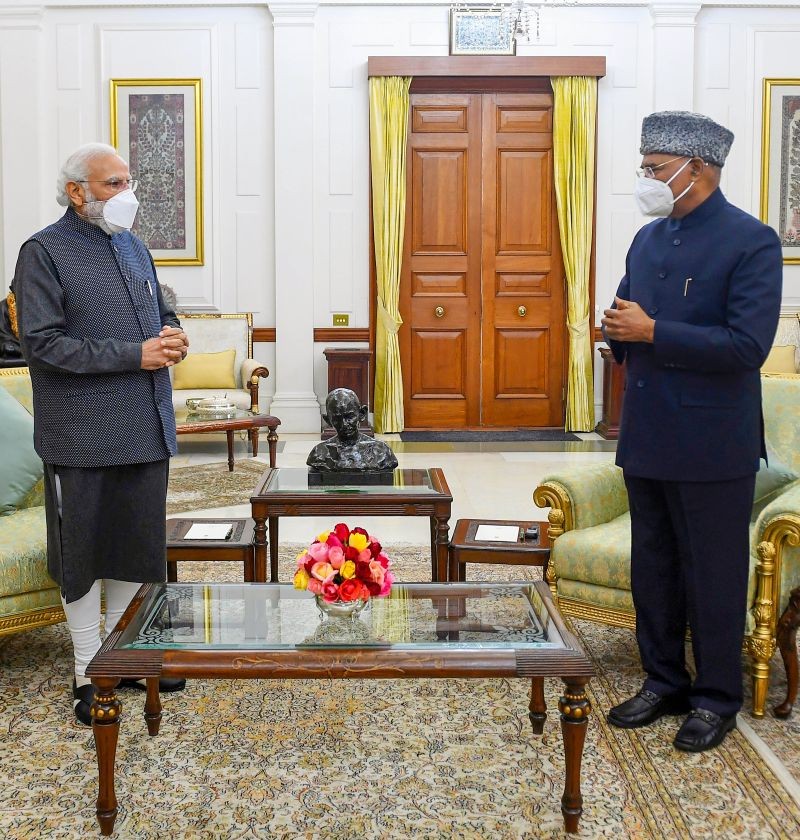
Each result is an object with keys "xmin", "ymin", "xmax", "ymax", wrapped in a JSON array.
[
  {"xmin": 474, "ymin": 524, "xmax": 520, "ymax": 542},
  {"xmin": 184, "ymin": 523, "xmax": 234, "ymax": 541}
]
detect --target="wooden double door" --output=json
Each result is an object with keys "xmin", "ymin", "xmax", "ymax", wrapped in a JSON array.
[{"xmin": 400, "ymin": 91, "xmax": 566, "ymax": 429}]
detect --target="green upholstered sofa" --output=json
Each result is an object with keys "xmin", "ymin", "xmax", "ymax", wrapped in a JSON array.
[
  {"xmin": 534, "ymin": 373, "xmax": 800, "ymax": 718},
  {"xmin": 0, "ymin": 367, "xmax": 63, "ymax": 636}
]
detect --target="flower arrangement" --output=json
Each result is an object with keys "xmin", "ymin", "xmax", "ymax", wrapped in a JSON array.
[{"xmin": 293, "ymin": 523, "xmax": 394, "ymax": 604}]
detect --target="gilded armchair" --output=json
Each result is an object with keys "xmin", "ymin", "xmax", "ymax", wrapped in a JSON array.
[
  {"xmin": 533, "ymin": 374, "xmax": 800, "ymax": 718},
  {"xmin": 171, "ymin": 313, "xmax": 270, "ymax": 413}
]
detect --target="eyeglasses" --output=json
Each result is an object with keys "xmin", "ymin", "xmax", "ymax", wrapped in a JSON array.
[
  {"xmin": 635, "ymin": 156, "xmax": 687, "ymax": 179},
  {"xmin": 77, "ymin": 178, "xmax": 138, "ymax": 193}
]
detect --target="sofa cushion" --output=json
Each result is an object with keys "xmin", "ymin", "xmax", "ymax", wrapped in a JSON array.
[
  {"xmin": 0, "ymin": 386, "xmax": 43, "ymax": 516},
  {"xmin": 173, "ymin": 349, "xmax": 237, "ymax": 391},
  {"xmin": 762, "ymin": 345, "xmax": 798, "ymax": 373},
  {"xmin": 0, "ymin": 507, "xmax": 54, "ymax": 598}
]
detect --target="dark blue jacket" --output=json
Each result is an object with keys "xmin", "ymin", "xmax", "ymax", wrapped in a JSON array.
[
  {"xmin": 606, "ymin": 189, "xmax": 782, "ymax": 482},
  {"xmin": 14, "ymin": 208, "xmax": 178, "ymax": 468}
]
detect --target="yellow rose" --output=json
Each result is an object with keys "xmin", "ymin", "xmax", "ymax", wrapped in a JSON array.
[
  {"xmin": 293, "ymin": 568, "xmax": 310, "ymax": 590},
  {"xmin": 348, "ymin": 533, "xmax": 368, "ymax": 552},
  {"xmin": 317, "ymin": 530, "xmax": 330, "ymax": 543},
  {"xmin": 340, "ymin": 560, "xmax": 356, "ymax": 579}
]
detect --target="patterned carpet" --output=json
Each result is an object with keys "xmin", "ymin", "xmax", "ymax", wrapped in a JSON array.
[
  {"xmin": 1, "ymin": 546, "xmax": 799, "ymax": 839},
  {"xmin": 167, "ymin": 460, "xmax": 268, "ymax": 515}
]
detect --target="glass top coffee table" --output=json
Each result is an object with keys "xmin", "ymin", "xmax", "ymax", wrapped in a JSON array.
[
  {"xmin": 86, "ymin": 580, "xmax": 594, "ymax": 835},
  {"xmin": 174, "ymin": 408, "xmax": 280, "ymax": 471},
  {"xmin": 249, "ymin": 467, "xmax": 453, "ymax": 583}
]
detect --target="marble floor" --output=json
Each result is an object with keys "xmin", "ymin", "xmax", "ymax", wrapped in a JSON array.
[{"xmin": 170, "ymin": 429, "xmax": 618, "ymax": 542}]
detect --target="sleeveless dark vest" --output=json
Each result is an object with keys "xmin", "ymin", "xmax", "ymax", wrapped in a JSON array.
[{"xmin": 27, "ymin": 209, "xmax": 176, "ymax": 467}]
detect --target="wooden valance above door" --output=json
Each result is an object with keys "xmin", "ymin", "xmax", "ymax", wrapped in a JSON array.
[{"xmin": 367, "ymin": 56, "xmax": 606, "ymax": 80}]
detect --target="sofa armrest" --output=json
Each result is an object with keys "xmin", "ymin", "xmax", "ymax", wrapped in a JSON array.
[
  {"xmin": 240, "ymin": 359, "xmax": 270, "ymax": 412},
  {"xmin": 534, "ymin": 463, "xmax": 628, "ymax": 537},
  {"xmin": 755, "ymin": 480, "xmax": 800, "ymax": 538}
]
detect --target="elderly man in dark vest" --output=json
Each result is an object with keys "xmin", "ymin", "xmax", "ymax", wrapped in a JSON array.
[
  {"xmin": 13, "ymin": 142, "xmax": 189, "ymax": 725},
  {"xmin": 601, "ymin": 113, "xmax": 782, "ymax": 751}
]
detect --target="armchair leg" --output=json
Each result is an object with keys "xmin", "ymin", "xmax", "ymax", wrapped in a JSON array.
[{"xmin": 774, "ymin": 587, "xmax": 800, "ymax": 719}]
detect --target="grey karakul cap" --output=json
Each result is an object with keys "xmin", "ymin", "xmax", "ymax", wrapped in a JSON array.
[{"xmin": 640, "ymin": 111, "xmax": 734, "ymax": 167}]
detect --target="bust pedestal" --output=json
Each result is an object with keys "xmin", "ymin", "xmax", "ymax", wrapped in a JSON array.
[
  {"xmin": 322, "ymin": 348, "xmax": 374, "ymax": 439},
  {"xmin": 596, "ymin": 347, "xmax": 625, "ymax": 440}
]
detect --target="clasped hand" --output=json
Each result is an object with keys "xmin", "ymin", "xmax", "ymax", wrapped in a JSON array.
[
  {"xmin": 140, "ymin": 326, "xmax": 190, "ymax": 370},
  {"xmin": 601, "ymin": 297, "xmax": 655, "ymax": 343}
]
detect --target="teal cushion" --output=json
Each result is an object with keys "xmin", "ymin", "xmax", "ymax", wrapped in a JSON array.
[{"xmin": 0, "ymin": 386, "xmax": 42, "ymax": 516}]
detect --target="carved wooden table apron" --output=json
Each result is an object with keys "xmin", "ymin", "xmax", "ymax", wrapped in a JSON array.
[
  {"xmin": 174, "ymin": 409, "xmax": 280, "ymax": 472},
  {"xmin": 249, "ymin": 467, "xmax": 453, "ymax": 583},
  {"xmin": 86, "ymin": 580, "xmax": 594, "ymax": 836}
]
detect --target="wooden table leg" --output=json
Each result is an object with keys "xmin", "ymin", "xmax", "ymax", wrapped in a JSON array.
[
  {"xmin": 529, "ymin": 677, "xmax": 546, "ymax": 735},
  {"xmin": 92, "ymin": 677, "xmax": 122, "ymax": 836},
  {"xmin": 775, "ymin": 587, "xmax": 800, "ymax": 719},
  {"xmin": 559, "ymin": 678, "xmax": 591, "ymax": 834},
  {"xmin": 267, "ymin": 422, "xmax": 279, "ymax": 468},
  {"xmin": 144, "ymin": 677, "xmax": 162, "ymax": 736},
  {"xmin": 253, "ymin": 514, "xmax": 268, "ymax": 582},
  {"xmin": 226, "ymin": 430, "xmax": 235, "ymax": 471},
  {"xmin": 269, "ymin": 515, "xmax": 279, "ymax": 582},
  {"xmin": 433, "ymin": 513, "xmax": 450, "ymax": 583},
  {"xmin": 249, "ymin": 428, "xmax": 259, "ymax": 458}
]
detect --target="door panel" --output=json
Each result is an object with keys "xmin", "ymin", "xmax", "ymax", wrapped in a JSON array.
[
  {"xmin": 401, "ymin": 94, "xmax": 482, "ymax": 428},
  {"xmin": 400, "ymin": 91, "xmax": 566, "ymax": 429},
  {"xmin": 481, "ymin": 93, "xmax": 565, "ymax": 427}
]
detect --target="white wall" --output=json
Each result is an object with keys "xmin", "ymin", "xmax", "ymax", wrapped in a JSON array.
[{"xmin": 1, "ymin": 0, "xmax": 798, "ymax": 431}]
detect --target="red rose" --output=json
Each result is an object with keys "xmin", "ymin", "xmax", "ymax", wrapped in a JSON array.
[
  {"xmin": 304, "ymin": 557, "xmax": 316, "ymax": 574},
  {"xmin": 321, "ymin": 581, "xmax": 339, "ymax": 602},
  {"xmin": 355, "ymin": 560, "xmax": 372, "ymax": 581},
  {"xmin": 344, "ymin": 545, "xmax": 359, "ymax": 561},
  {"xmin": 369, "ymin": 540, "xmax": 382, "ymax": 558},
  {"xmin": 333, "ymin": 523, "xmax": 350, "ymax": 543},
  {"xmin": 339, "ymin": 579, "xmax": 364, "ymax": 602},
  {"xmin": 376, "ymin": 553, "xmax": 390, "ymax": 570},
  {"xmin": 364, "ymin": 579, "xmax": 381, "ymax": 596}
]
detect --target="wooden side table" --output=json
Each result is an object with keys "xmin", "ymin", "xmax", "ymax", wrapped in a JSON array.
[
  {"xmin": 166, "ymin": 518, "xmax": 258, "ymax": 582},
  {"xmin": 322, "ymin": 347, "xmax": 374, "ymax": 439},
  {"xmin": 448, "ymin": 518, "xmax": 551, "ymax": 582}
]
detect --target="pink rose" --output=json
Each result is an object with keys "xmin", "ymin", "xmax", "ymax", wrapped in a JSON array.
[
  {"xmin": 296, "ymin": 552, "xmax": 311, "ymax": 569},
  {"xmin": 325, "ymin": 533, "xmax": 343, "ymax": 548},
  {"xmin": 368, "ymin": 560, "xmax": 385, "ymax": 586},
  {"xmin": 378, "ymin": 570, "xmax": 395, "ymax": 597},
  {"xmin": 357, "ymin": 548, "xmax": 372, "ymax": 563},
  {"xmin": 308, "ymin": 542, "xmax": 329, "ymax": 562},
  {"xmin": 328, "ymin": 545, "xmax": 345, "ymax": 569},
  {"xmin": 322, "ymin": 580, "xmax": 339, "ymax": 602},
  {"xmin": 310, "ymin": 561, "xmax": 335, "ymax": 581},
  {"xmin": 306, "ymin": 577, "xmax": 323, "ymax": 595},
  {"xmin": 376, "ymin": 553, "xmax": 390, "ymax": 570}
]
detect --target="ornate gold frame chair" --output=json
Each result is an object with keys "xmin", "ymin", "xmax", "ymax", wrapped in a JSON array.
[{"xmin": 534, "ymin": 373, "xmax": 800, "ymax": 718}]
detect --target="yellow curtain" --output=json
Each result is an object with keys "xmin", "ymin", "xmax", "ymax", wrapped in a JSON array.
[
  {"xmin": 551, "ymin": 76, "xmax": 597, "ymax": 431},
  {"xmin": 369, "ymin": 76, "xmax": 411, "ymax": 433}
]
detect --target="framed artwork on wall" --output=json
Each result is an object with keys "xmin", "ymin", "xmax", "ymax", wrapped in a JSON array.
[
  {"xmin": 110, "ymin": 78, "xmax": 203, "ymax": 266},
  {"xmin": 760, "ymin": 78, "xmax": 800, "ymax": 265},
  {"xmin": 449, "ymin": 5, "xmax": 516, "ymax": 56}
]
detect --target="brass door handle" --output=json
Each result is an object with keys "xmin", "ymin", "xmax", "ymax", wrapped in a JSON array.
[
  {"xmin": 518, "ymin": 305, "xmax": 527, "ymax": 317},
  {"xmin": 434, "ymin": 306, "xmax": 445, "ymax": 318}
]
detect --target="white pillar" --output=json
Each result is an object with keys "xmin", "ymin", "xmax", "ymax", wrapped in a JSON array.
[
  {"xmin": 0, "ymin": 6, "xmax": 44, "ymax": 289},
  {"xmin": 649, "ymin": 0, "xmax": 701, "ymax": 112},
  {"xmin": 266, "ymin": 1, "xmax": 321, "ymax": 432}
]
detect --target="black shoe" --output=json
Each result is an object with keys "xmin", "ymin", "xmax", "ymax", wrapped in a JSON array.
[
  {"xmin": 72, "ymin": 679, "xmax": 95, "ymax": 727},
  {"xmin": 118, "ymin": 677, "xmax": 186, "ymax": 693},
  {"xmin": 607, "ymin": 688, "xmax": 691, "ymax": 729},
  {"xmin": 674, "ymin": 708, "xmax": 737, "ymax": 752}
]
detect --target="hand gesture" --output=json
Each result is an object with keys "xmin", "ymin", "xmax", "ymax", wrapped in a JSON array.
[{"xmin": 601, "ymin": 297, "xmax": 655, "ymax": 343}]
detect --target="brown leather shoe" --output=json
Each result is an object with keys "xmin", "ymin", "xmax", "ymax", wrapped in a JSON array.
[{"xmin": 607, "ymin": 688, "xmax": 691, "ymax": 729}]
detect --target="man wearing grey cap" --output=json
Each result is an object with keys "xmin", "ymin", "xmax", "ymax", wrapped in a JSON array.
[{"xmin": 601, "ymin": 112, "xmax": 782, "ymax": 751}]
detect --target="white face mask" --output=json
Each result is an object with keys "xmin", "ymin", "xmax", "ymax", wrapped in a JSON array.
[
  {"xmin": 82, "ymin": 188, "xmax": 139, "ymax": 234},
  {"xmin": 634, "ymin": 158, "xmax": 694, "ymax": 217}
]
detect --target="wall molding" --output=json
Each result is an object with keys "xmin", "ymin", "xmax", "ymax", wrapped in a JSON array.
[
  {"xmin": 253, "ymin": 328, "xmax": 277, "ymax": 343},
  {"xmin": 252, "ymin": 328, "xmax": 371, "ymax": 343}
]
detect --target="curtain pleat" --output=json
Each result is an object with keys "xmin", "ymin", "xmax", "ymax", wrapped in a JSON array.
[
  {"xmin": 551, "ymin": 75, "xmax": 597, "ymax": 432},
  {"xmin": 369, "ymin": 76, "xmax": 411, "ymax": 433}
]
